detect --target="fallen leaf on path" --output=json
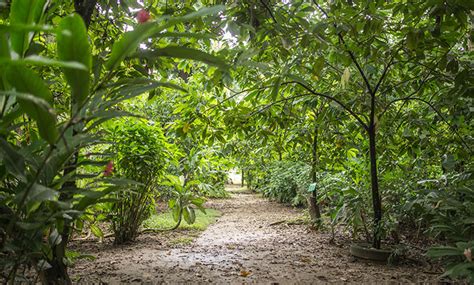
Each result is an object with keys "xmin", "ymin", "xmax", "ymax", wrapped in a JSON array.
[{"xmin": 240, "ymin": 270, "xmax": 251, "ymax": 277}]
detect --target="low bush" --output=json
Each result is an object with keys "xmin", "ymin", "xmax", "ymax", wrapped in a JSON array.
[{"xmin": 106, "ymin": 119, "xmax": 173, "ymax": 244}]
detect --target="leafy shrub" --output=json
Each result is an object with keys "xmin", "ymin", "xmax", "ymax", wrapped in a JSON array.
[
  {"xmin": 428, "ymin": 241, "xmax": 474, "ymax": 283},
  {"xmin": 400, "ymin": 162, "xmax": 473, "ymax": 281},
  {"xmin": 258, "ymin": 161, "xmax": 310, "ymax": 206},
  {"xmin": 107, "ymin": 119, "xmax": 173, "ymax": 244},
  {"xmin": 317, "ymin": 165, "xmax": 372, "ymax": 241}
]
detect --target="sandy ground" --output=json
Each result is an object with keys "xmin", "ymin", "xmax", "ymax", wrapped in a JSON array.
[{"xmin": 69, "ymin": 188, "xmax": 440, "ymax": 283}]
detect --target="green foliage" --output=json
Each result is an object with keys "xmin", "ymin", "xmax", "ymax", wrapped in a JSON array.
[
  {"xmin": 8, "ymin": 0, "xmax": 48, "ymax": 57},
  {"xmin": 0, "ymin": 7, "xmax": 138, "ymax": 281},
  {"xmin": 162, "ymin": 174, "xmax": 207, "ymax": 227},
  {"xmin": 317, "ymin": 167, "xmax": 372, "ymax": 241},
  {"xmin": 4, "ymin": 65, "xmax": 58, "ymax": 143},
  {"xmin": 406, "ymin": 167, "xmax": 474, "ymax": 242},
  {"xmin": 257, "ymin": 161, "xmax": 310, "ymax": 206},
  {"xmin": 404, "ymin": 165, "xmax": 474, "ymax": 282},
  {"xmin": 428, "ymin": 241, "xmax": 474, "ymax": 283},
  {"xmin": 56, "ymin": 14, "xmax": 91, "ymax": 107},
  {"xmin": 107, "ymin": 118, "xmax": 173, "ymax": 244}
]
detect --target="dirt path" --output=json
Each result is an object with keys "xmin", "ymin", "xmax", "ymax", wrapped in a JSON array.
[{"xmin": 70, "ymin": 188, "xmax": 439, "ymax": 283}]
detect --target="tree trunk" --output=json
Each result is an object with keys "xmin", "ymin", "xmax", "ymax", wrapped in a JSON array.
[
  {"xmin": 308, "ymin": 123, "xmax": 321, "ymax": 223},
  {"xmin": 368, "ymin": 125, "xmax": 382, "ymax": 249},
  {"xmin": 74, "ymin": 0, "xmax": 98, "ymax": 28},
  {"xmin": 241, "ymin": 169, "xmax": 245, "ymax": 187},
  {"xmin": 40, "ymin": 239, "xmax": 71, "ymax": 284},
  {"xmin": 42, "ymin": 154, "xmax": 77, "ymax": 284}
]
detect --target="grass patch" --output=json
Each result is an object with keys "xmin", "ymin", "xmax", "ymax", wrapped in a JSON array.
[
  {"xmin": 169, "ymin": 236, "xmax": 194, "ymax": 246},
  {"xmin": 143, "ymin": 208, "xmax": 221, "ymax": 231}
]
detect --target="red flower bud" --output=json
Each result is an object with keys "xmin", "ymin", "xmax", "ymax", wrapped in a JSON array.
[
  {"xmin": 137, "ymin": 9, "xmax": 151, "ymax": 24},
  {"xmin": 103, "ymin": 161, "xmax": 114, "ymax": 177}
]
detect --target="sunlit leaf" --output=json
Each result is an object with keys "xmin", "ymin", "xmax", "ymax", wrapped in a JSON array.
[
  {"xmin": 57, "ymin": 14, "xmax": 91, "ymax": 107},
  {"xmin": 9, "ymin": 0, "xmax": 48, "ymax": 57},
  {"xmin": 136, "ymin": 46, "xmax": 229, "ymax": 70}
]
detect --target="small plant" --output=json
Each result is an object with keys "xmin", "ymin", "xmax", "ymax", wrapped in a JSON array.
[
  {"xmin": 428, "ymin": 241, "xmax": 474, "ymax": 283},
  {"xmin": 162, "ymin": 174, "xmax": 207, "ymax": 229}
]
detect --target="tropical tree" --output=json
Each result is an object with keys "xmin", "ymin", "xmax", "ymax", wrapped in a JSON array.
[{"xmin": 221, "ymin": 0, "xmax": 472, "ymax": 248}]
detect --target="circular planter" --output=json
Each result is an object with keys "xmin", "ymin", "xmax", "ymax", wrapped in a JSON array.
[{"xmin": 350, "ymin": 243, "xmax": 394, "ymax": 262}]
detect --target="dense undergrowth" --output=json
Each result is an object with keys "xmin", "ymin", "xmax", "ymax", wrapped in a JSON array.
[{"xmin": 250, "ymin": 160, "xmax": 473, "ymax": 282}]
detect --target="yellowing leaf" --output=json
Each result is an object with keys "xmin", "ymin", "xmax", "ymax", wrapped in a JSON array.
[
  {"xmin": 341, "ymin": 67, "xmax": 350, "ymax": 88},
  {"xmin": 240, "ymin": 270, "xmax": 251, "ymax": 277},
  {"xmin": 183, "ymin": 123, "xmax": 191, "ymax": 133}
]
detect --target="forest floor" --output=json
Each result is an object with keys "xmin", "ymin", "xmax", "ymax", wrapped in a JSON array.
[{"xmin": 70, "ymin": 186, "xmax": 441, "ymax": 283}]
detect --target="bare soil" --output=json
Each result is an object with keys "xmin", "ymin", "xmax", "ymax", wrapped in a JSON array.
[{"xmin": 69, "ymin": 188, "xmax": 441, "ymax": 283}]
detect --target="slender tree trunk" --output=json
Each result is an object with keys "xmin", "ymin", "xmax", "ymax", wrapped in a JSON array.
[
  {"xmin": 368, "ymin": 124, "xmax": 382, "ymax": 249},
  {"xmin": 42, "ymin": 149, "xmax": 77, "ymax": 284},
  {"xmin": 241, "ymin": 169, "xmax": 245, "ymax": 187},
  {"xmin": 308, "ymin": 124, "xmax": 321, "ymax": 223}
]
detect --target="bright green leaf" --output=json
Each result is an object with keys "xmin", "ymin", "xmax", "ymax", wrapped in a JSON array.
[
  {"xmin": 5, "ymin": 65, "xmax": 58, "ymax": 144},
  {"xmin": 9, "ymin": 0, "xmax": 48, "ymax": 57},
  {"xmin": 57, "ymin": 14, "xmax": 91, "ymax": 107}
]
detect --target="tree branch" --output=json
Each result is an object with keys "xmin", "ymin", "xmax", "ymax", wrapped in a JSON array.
[
  {"xmin": 247, "ymin": 93, "xmax": 312, "ymax": 117},
  {"xmin": 259, "ymin": 0, "xmax": 278, "ymax": 23},
  {"xmin": 283, "ymin": 81, "xmax": 369, "ymax": 130}
]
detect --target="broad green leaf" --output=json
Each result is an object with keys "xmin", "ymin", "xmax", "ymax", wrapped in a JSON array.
[
  {"xmin": 9, "ymin": 0, "xmax": 48, "ymax": 57},
  {"xmin": 0, "ymin": 56, "xmax": 88, "ymax": 69},
  {"xmin": 341, "ymin": 68, "xmax": 350, "ymax": 88},
  {"xmin": 406, "ymin": 30, "xmax": 418, "ymax": 50},
  {"xmin": 136, "ymin": 46, "xmax": 229, "ymax": 70},
  {"xmin": 90, "ymin": 224, "xmax": 104, "ymax": 238},
  {"xmin": 191, "ymin": 197, "xmax": 205, "ymax": 207},
  {"xmin": 114, "ymin": 79, "xmax": 187, "ymax": 97},
  {"xmin": 0, "ymin": 30, "xmax": 10, "ymax": 59},
  {"xmin": 20, "ymin": 55, "xmax": 87, "ymax": 69},
  {"xmin": 16, "ymin": 183, "xmax": 59, "ymax": 206},
  {"xmin": 0, "ymin": 23, "xmax": 53, "ymax": 33},
  {"xmin": 427, "ymin": 246, "xmax": 462, "ymax": 258},
  {"xmin": 57, "ymin": 14, "xmax": 91, "ymax": 106},
  {"xmin": 0, "ymin": 138, "xmax": 25, "ymax": 181},
  {"xmin": 158, "ymin": 32, "xmax": 214, "ymax": 40},
  {"xmin": 105, "ymin": 21, "xmax": 161, "ymax": 71},
  {"xmin": 183, "ymin": 206, "xmax": 196, "ymax": 224},
  {"xmin": 5, "ymin": 66, "xmax": 58, "ymax": 144},
  {"xmin": 168, "ymin": 199, "xmax": 176, "ymax": 209},
  {"xmin": 166, "ymin": 174, "xmax": 182, "ymax": 187},
  {"xmin": 172, "ymin": 204, "xmax": 181, "ymax": 222},
  {"xmin": 313, "ymin": 57, "xmax": 325, "ymax": 77},
  {"xmin": 75, "ymin": 185, "xmax": 121, "ymax": 211},
  {"xmin": 271, "ymin": 77, "xmax": 281, "ymax": 101},
  {"xmin": 49, "ymin": 229, "xmax": 62, "ymax": 246}
]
